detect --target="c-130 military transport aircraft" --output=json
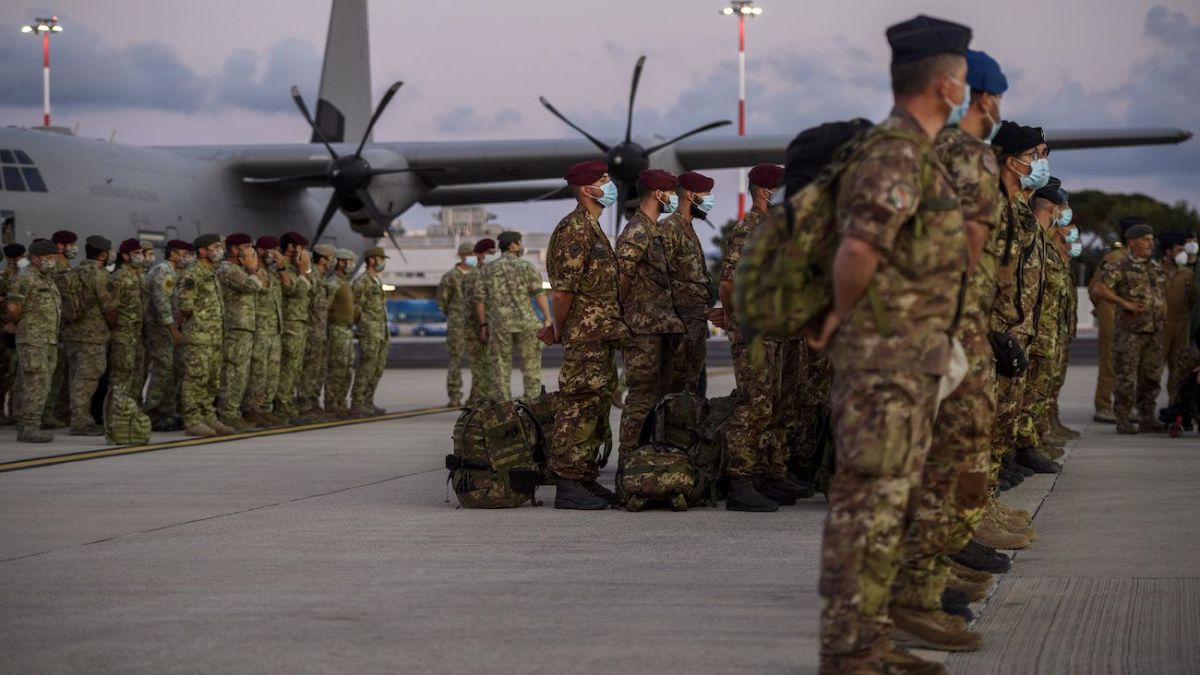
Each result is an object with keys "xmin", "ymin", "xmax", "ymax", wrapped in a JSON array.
[{"xmin": 0, "ymin": 0, "xmax": 1192, "ymax": 258}]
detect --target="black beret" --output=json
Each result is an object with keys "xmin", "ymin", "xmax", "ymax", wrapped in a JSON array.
[
  {"xmin": 51, "ymin": 230, "xmax": 77, "ymax": 244},
  {"xmin": 1159, "ymin": 232, "xmax": 1186, "ymax": 248},
  {"xmin": 166, "ymin": 239, "xmax": 194, "ymax": 251},
  {"xmin": 1126, "ymin": 224, "xmax": 1154, "ymax": 240},
  {"xmin": 1119, "ymin": 216, "xmax": 1149, "ymax": 232},
  {"xmin": 498, "ymin": 231, "xmax": 522, "ymax": 249},
  {"xmin": 1034, "ymin": 177, "xmax": 1066, "ymax": 205},
  {"xmin": 886, "ymin": 15, "xmax": 972, "ymax": 66},
  {"xmin": 785, "ymin": 118, "xmax": 874, "ymax": 197},
  {"xmin": 30, "ymin": 240, "xmax": 58, "ymax": 257},
  {"xmin": 992, "ymin": 121, "xmax": 1045, "ymax": 155},
  {"xmin": 3, "ymin": 243, "xmax": 25, "ymax": 258},
  {"xmin": 193, "ymin": 233, "xmax": 220, "ymax": 249}
]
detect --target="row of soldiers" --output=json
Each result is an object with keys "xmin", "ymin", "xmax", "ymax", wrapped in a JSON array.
[{"xmin": 1, "ymin": 231, "xmax": 392, "ymax": 443}]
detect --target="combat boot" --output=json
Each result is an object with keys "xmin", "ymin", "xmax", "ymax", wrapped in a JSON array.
[
  {"xmin": 756, "ymin": 478, "xmax": 798, "ymax": 506},
  {"xmin": 950, "ymin": 559, "xmax": 994, "ymax": 585},
  {"xmin": 41, "ymin": 414, "xmax": 65, "ymax": 429},
  {"xmin": 242, "ymin": 410, "xmax": 269, "ymax": 428},
  {"xmin": 890, "ymin": 606, "xmax": 982, "ymax": 652},
  {"xmin": 219, "ymin": 416, "xmax": 250, "ymax": 432},
  {"xmin": 208, "ymin": 418, "xmax": 236, "ymax": 435},
  {"xmin": 0, "ymin": 414, "xmax": 15, "ymax": 426},
  {"xmin": 998, "ymin": 465, "xmax": 1023, "ymax": 487},
  {"xmin": 974, "ymin": 516, "xmax": 1030, "ymax": 550},
  {"xmin": 370, "ymin": 404, "xmax": 386, "ymax": 416},
  {"xmin": 553, "ymin": 479, "xmax": 609, "ymax": 510},
  {"xmin": 1015, "ymin": 447, "xmax": 1060, "ymax": 474},
  {"xmin": 878, "ymin": 641, "xmax": 948, "ymax": 675},
  {"xmin": 69, "ymin": 423, "xmax": 104, "ymax": 436},
  {"xmin": 1040, "ymin": 443, "xmax": 1065, "ymax": 460},
  {"xmin": 726, "ymin": 477, "xmax": 779, "ymax": 512},
  {"xmin": 994, "ymin": 500, "xmax": 1031, "ymax": 523},
  {"xmin": 1093, "ymin": 410, "xmax": 1116, "ymax": 423},
  {"xmin": 17, "ymin": 426, "xmax": 54, "ymax": 443},
  {"xmin": 773, "ymin": 473, "xmax": 816, "ymax": 498},
  {"xmin": 261, "ymin": 411, "xmax": 285, "ymax": 425},
  {"xmin": 940, "ymin": 588, "xmax": 974, "ymax": 622},
  {"xmin": 349, "ymin": 405, "xmax": 374, "ymax": 419},
  {"xmin": 946, "ymin": 571, "xmax": 990, "ymax": 602},
  {"xmin": 1116, "ymin": 419, "xmax": 1138, "ymax": 434},
  {"xmin": 184, "ymin": 422, "xmax": 216, "ymax": 438},
  {"xmin": 151, "ymin": 416, "xmax": 182, "ymax": 432},
  {"xmin": 1008, "ymin": 456, "xmax": 1035, "ymax": 477},
  {"xmin": 1053, "ymin": 418, "xmax": 1080, "ymax": 439},
  {"xmin": 1139, "ymin": 417, "xmax": 1167, "ymax": 433},
  {"xmin": 583, "ymin": 481, "xmax": 618, "ymax": 506},
  {"xmin": 952, "ymin": 540, "xmax": 1011, "ymax": 573}
]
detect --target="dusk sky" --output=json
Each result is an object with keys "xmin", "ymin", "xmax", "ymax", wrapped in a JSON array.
[{"xmin": 2, "ymin": 0, "xmax": 1197, "ymax": 248}]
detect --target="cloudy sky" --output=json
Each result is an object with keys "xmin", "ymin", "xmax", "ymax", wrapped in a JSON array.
[{"xmin": 1, "ymin": 0, "xmax": 1197, "ymax": 246}]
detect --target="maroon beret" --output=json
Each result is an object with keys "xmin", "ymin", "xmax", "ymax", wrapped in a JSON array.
[
  {"xmin": 167, "ymin": 239, "xmax": 194, "ymax": 251},
  {"xmin": 282, "ymin": 231, "xmax": 310, "ymax": 248},
  {"xmin": 226, "ymin": 233, "xmax": 252, "ymax": 247},
  {"xmin": 474, "ymin": 238, "xmax": 496, "ymax": 254},
  {"xmin": 564, "ymin": 160, "xmax": 608, "ymax": 186},
  {"xmin": 119, "ymin": 238, "xmax": 141, "ymax": 255},
  {"xmin": 748, "ymin": 164, "xmax": 784, "ymax": 189},
  {"xmin": 256, "ymin": 236, "xmax": 279, "ymax": 250},
  {"xmin": 678, "ymin": 171, "xmax": 714, "ymax": 193},
  {"xmin": 52, "ymin": 230, "xmax": 78, "ymax": 244},
  {"xmin": 639, "ymin": 169, "xmax": 678, "ymax": 191}
]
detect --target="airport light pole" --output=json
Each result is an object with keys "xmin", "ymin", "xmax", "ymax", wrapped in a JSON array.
[
  {"xmin": 21, "ymin": 16, "xmax": 64, "ymax": 128},
  {"xmin": 721, "ymin": 0, "xmax": 761, "ymax": 221}
]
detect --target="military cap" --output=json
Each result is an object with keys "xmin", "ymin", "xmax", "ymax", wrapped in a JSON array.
[
  {"xmin": 140, "ymin": 240, "xmax": 154, "ymax": 250},
  {"xmin": 497, "ymin": 231, "xmax": 522, "ymax": 250},
  {"xmin": 30, "ymin": 240, "xmax": 58, "ymax": 257},
  {"xmin": 167, "ymin": 239, "xmax": 194, "ymax": 251},
  {"xmin": 193, "ymin": 233, "xmax": 220, "ymax": 249},
  {"xmin": 639, "ymin": 169, "xmax": 678, "ymax": 191},
  {"xmin": 678, "ymin": 171, "xmax": 714, "ymax": 193},
  {"xmin": 85, "ymin": 235, "xmax": 112, "ymax": 251},
  {"xmin": 748, "ymin": 164, "xmax": 784, "ymax": 189},
  {"xmin": 3, "ymin": 243, "xmax": 25, "ymax": 258},
  {"xmin": 282, "ymin": 231, "xmax": 310, "ymax": 248},
  {"xmin": 51, "ymin": 230, "xmax": 77, "ymax": 244},
  {"xmin": 1159, "ymin": 232, "xmax": 1186, "ymax": 248},
  {"xmin": 335, "ymin": 248, "xmax": 357, "ymax": 261},
  {"xmin": 1119, "ymin": 216, "xmax": 1149, "ymax": 231},
  {"xmin": 256, "ymin": 235, "xmax": 279, "ymax": 250},
  {"xmin": 363, "ymin": 246, "xmax": 388, "ymax": 260},
  {"xmin": 966, "ymin": 49, "xmax": 1007, "ymax": 95},
  {"xmin": 886, "ymin": 15, "xmax": 972, "ymax": 66},
  {"xmin": 226, "ymin": 233, "xmax": 252, "ymax": 247},
  {"xmin": 118, "ymin": 238, "xmax": 141, "ymax": 254},
  {"xmin": 785, "ymin": 118, "xmax": 874, "ymax": 197},
  {"xmin": 474, "ymin": 238, "xmax": 496, "ymax": 254},
  {"xmin": 564, "ymin": 160, "xmax": 608, "ymax": 186},
  {"xmin": 457, "ymin": 242, "xmax": 475, "ymax": 256},
  {"xmin": 1033, "ymin": 177, "xmax": 1066, "ymax": 205},
  {"xmin": 313, "ymin": 243, "xmax": 337, "ymax": 260},
  {"xmin": 1126, "ymin": 223, "xmax": 1154, "ymax": 240},
  {"xmin": 992, "ymin": 121, "xmax": 1044, "ymax": 155}
]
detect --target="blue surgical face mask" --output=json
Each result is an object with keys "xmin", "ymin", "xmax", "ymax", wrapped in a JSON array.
[
  {"xmin": 484, "ymin": 252, "xmax": 499, "ymax": 264},
  {"xmin": 660, "ymin": 192, "xmax": 679, "ymax": 215},
  {"xmin": 1019, "ymin": 157, "xmax": 1051, "ymax": 190},
  {"xmin": 1056, "ymin": 207, "xmax": 1073, "ymax": 227},
  {"xmin": 693, "ymin": 194, "xmax": 715, "ymax": 215},
  {"xmin": 944, "ymin": 77, "xmax": 971, "ymax": 127},
  {"xmin": 592, "ymin": 181, "xmax": 619, "ymax": 209},
  {"xmin": 1065, "ymin": 227, "xmax": 1079, "ymax": 243},
  {"xmin": 1069, "ymin": 242, "xmax": 1083, "ymax": 258},
  {"xmin": 464, "ymin": 256, "xmax": 478, "ymax": 268}
]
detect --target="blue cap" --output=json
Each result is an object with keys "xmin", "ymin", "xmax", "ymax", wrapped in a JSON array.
[{"xmin": 966, "ymin": 49, "xmax": 1008, "ymax": 95}]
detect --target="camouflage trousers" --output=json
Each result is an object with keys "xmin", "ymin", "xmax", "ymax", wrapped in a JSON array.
[
  {"xmin": 65, "ymin": 341, "xmax": 106, "ymax": 429},
  {"xmin": 989, "ymin": 333, "xmax": 1032, "ymax": 486},
  {"xmin": 792, "ymin": 342, "xmax": 833, "ymax": 481},
  {"xmin": 549, "ymin": 339, "xmax": 619, "ymax": 482},
  {"xmin": 274, "ymin": 320, "xmax": 308, "ymax": 419},
  {"xmin": 297, "ymin": 324, "xmax": 329, "ymax": 413},
  {"xmin": 892, "ymin": 327, "xmax": 995, "ymax": 611},
  {"xmin": 1015, "ymin": 355, "xmax": 1053, "ymax": 449},
  {"xmin": 15, "ymin": 343, "xmax": 57, "ymax": 430},
  {"xmin": 669, "ymin": 318, "xmax": 708, "ymax": 396},
  {"xmin": 351, "ymin": 334, "xmax": 388, "ymax": 410},
  {"xmin": 618, "ymin": 332, "xmax": 683, "ymax": 466},
  {"xmin": 324, "ymin": 324, "xmax": 354, "ymax": 413},
  {"xmin": 43, "ymin": 344, "xmax": 69, "ymax": 423},
  {"xmin": 218, "ymin": 328, "xmax": 254, "ymax": 420},
  {"xmin": 1047, "ymin": 332, "xmax": 1072, "ymax": 432},
  {"xmin": 142, "ymin": 323, "xmax": 180, "ymax": 422},
  {"xmin": 466, "ymin": 330, "xmax": 494, "ymax": 406},
  {"xmin": 0, "ymin": 343, "xmax": 17, "ymax": 417},
  {"xmin": 246, "ymin": 331, "xmax": 281, "ymax": 413},
  {"xmin": 1164, "ymin": 316, "xmax": 1189, "ymax": 405},
  {"xmin": 1094, "ymin": 301, "xmax": 1116, "ymax": 414},
  {"xmin": 445, "ymin": 323, "xmax": 468, "ymax": 404},
  {"xmin": 180, "ymin": 340, "xmax": 221, "ymax": 429},
  {"xmin": 107, "ymin": 330, "xmax": 145, "ymax": 400},
  {"xmin": 819, "ymin": 369, "xmax": 939, "ymax": 669},
  {"xmin": 725, "ymin": 336, "xmax": 791, "ymax": 479},
  {"xmin": 489, "ymin": 329, "xmax": 543, "ymax": 402},
  {"xmin": 1113, "ymin": 329, "xmax": 1165, "ymax": 423}
]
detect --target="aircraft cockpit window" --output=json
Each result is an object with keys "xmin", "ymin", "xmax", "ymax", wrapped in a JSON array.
[
  {"xmin": 14, "ymin": 151, "xmax": 33, "ymax": 165},
  {"xmin": 2, "ymin": 166, "xmax": 26, "ymax": 192},
  {"xmin": 0, "ymin": 150, "xmax": 13, "ymax": 164},
  {"xmin": 0, "ymin": 151, "xmax": 46, "ymax": 192},
  {"xmin": 22, "ymin": 168, "xmax": 47, "ymax": 192}
]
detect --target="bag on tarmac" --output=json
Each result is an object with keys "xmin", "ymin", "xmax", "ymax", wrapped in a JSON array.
[
  {"xmin": 103, "ymin": 389, "xmax": 151, "ymax": 446},
  {"xmin": 446, "ymin": 400, "xmax": 543, "ymax": 508},
  {"xmin": 639, "ymin": 392, "xmax": 734, "ymax": 507},
  {"xmin": 619, "ymin": 444, "xmax": 696, "ymax": 512}
]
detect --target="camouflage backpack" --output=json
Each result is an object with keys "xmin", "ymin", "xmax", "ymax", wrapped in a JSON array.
[
  {"xmin": 516, "ymin": 387, "xmax": 614, "ymax": 483},
  {"xmin": 446, "ymin": 400, "xmax": 543, "ymax": 508},
  {"xmin": 639, "ymin": 392, "xmax": 734, "ymax": 507},
  {"xmin": 104, "ymin": 389, "xmax": 151, "ymax": 446},
  {"xmin": 619, "ymin": 444, "xmax": 695, "ymax": 512}
]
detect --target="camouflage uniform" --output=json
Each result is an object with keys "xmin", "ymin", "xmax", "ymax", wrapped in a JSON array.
[
  {"xmin": 437, "ymin": 265, "xmax": 470, "ymax": 405},
  {"xmin": 177, "ymin": 260, "xmax": 224, "ymax": 429},
  {"xmin": 616, "ymin": 209, "xmax": 686, "ymax": 465},
  {"xmin": 1022, "ymin": 240, "xmax": 1069, "ymax": 445},
  {"xmin": 461, "ymin": 266, "xmax": 495, "ymax": 405},
  {"xmin": 275, "ymin": 261, "xmax": 311, "ymax": 419},
  {"xmin": 1090, "ymin": 246, "xmax": 1126, "ymax": 416},
  {"xmin": 246, "ymin": 268, "xmax": 283, "ymax": 414},
  {"xmin": 1102, "ymin": 254, "xmax": 1167, "ymax": 425},
  {"xmin": 43, "ymin": 264, "xmax": 78, "ymax": 423},
  {"xmin": 1048, "ymin": 257, "xmax": 1078, "ymax": 429},
  {"xmin": 64, "ymin": 260, "xmax": 115, "ymax": 429},
  {"xmin": 298, "ymin": 269, "xmax": 333, "ymax": 414},
  {"xmin": 216, "ymin": 259, "xmax": 261, "ymax": 421},
  {"xmin": 0, "ymin": 266, "xmax": 18, "ymax": 419},
  {"xmin": 661, "ymin": 211, "xmax": 714, "ymax": 394},
  {"xmin": 546, "ymin": 205, "xmax": 628, "ymax": 481},
  {"xmin": 476, "ymin": 252, "xmax": 545, "ymax": 401},
  {"xmin": 791, "ymin": 339, "xmax": 833, "ymax": 481},
  {"xmin": 1163, "ymin": 259, "xmax": 1194, "ymax": 404},
  {"xmin": 324, "ymin": 270, "xmax": 355, "ymax": 414},
  {"xmin": 892, "ymin": 126, "xmax": 1001, "ymax": 611},
  {"xmin": 351, "ymin": 272, "xmax": 389, "ymax": 411},
  {"xmin": 819, "ymin": 111, "xmax": 965, "ymax": 670},
  {"xmin": 107, "ymin": 264, "xmax": 146, "ymax": 399},
  {"xmin": 8, "ymin": 264, "xmax": 61, "ymax": 431},
  {"xmin": 143, "ymin": 261, "xmax": 181, "ymax": 423}
]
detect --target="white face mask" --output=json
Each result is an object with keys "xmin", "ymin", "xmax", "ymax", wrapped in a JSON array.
[
  {"xmin": 1186, "ymin": 242, "xmax": 1199, "ymax": 256},
  {"xmin": 16, "ymin": 258, "xmax": 30, "ymax": 270},
  {"xmin": 1175, "ymin": 251, "xmax": 1189, "ymax": 266}
]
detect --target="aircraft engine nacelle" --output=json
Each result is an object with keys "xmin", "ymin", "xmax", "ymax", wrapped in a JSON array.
[{"xmin": 335, "ymin": 148, "xmax": 422, "ymax": 238}]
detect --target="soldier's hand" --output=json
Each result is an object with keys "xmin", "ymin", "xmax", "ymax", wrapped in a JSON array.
[
  {"xmin": 1, "ymin": 322, "xmax": 15, "ymax": 335},
  {"xmin": 804, "ymin": 310, "xmax": 842, "ymax": 352},
  {"xmin": 242, "ymin": 248, "xmax": 258, "ymax": 270},
  {"xmin": 707, "ymin": 307, "xmax": 726, "ymax": 329},
  {"xmin": 170, "ymin": 324, "xmax": 184, "ymax": 346},
  {"xmin": 537, "ymin": 324, "xmax": 558, "ymax": 345},
  {"xmin": 480, "ymin": 325, "xmax": 490, "ymax": 342},
  {"xmin": 297, "ymin": 249, "xmax": 311, "ymax": 274},
  {"xmin": 1123, "ymin": 300, "xmax": 1145, "ymax": 314}
]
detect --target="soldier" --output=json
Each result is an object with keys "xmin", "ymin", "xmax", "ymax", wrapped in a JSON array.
[
  {"xmin": 63, "ymin": 235, "xmax": 116, "ymax": 436},
  {"xmin": 616, "ymin": 169, "xmax": 686, "ymax": 471},
  {"xmin": 541, "ymin": 160, "xmax": 627, "ymax": 510},
  {"xmin": 245, "ymin": 236, "xmax": 284, "ymax": 424},
  {"xmin": 475, "ymin": 231, "xmax": 549, "ymax": 402},
  {"xmin": 44, "ymin": 229, "xmax": 81, "ymax": 428},
  {"xmin": 274, "ymin": 232, "xmax": 313, "ymax": 423},
  {"xmin": 143, "ymin": 240, "xmax": 192, "ymax": 431},
  {"xmin": 1047, "ymin": 223, "xmax": 1082, "ymax": 441},
  {"xmin": 107, "ymin": 239, "xmax": 148, "ymax": 400},
  {"xmin": 661, "ymin": 171, "xmax": 717, "ymax": 394},
  {"xmin": 1159, "ymin": 233, "xmax": 1194, "ymax": 405},
  {"xmin": 1094, "ymin": 222, "xmax": 1168, "ymax": 434},
  {"xmin": 803, "ymin": 16, "xmax": 975, "ymax": 672},
  {"xmin": 216, "ymin": 233, "xmax": 262, "ymax": 430},
  {"xmin": 4, "ymin": 240, "xmax": 62, "ymax": 443},
  {"xmin": 1089, "ymin": 231, "xmax": 1131, "ymax": 422},
  {"xmin": 463, "ymin": 239, "xmax": 497, "ymax": 405},
  {"xmin": 351, "ymin": 246, "xmax": 390, "ymax": 416},
  {"xmin": 324, "ymin": 248, "xmax": 357, "ymax": 417},
  {"xmin": 437, "ymin": 242, "xmax": 476, "ymax": 407},
  {"xmin": 298, "ymin": 244, "xmax": 337, "ymax": 419},
  {"xmin": 0, "ymin": 243, "xmax": 25, "ymax": 425}
]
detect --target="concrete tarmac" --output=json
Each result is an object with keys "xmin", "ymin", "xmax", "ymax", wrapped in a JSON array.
[{"xmin": 0, "ymin": 363, "xmax": 1196, "ymax": 674}]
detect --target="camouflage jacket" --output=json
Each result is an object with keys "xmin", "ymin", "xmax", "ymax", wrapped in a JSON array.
[
  {"xmin": 255, "ymin": 268, "xmax": 283, "ymax": 335},
  {"xmin": 109, "ymin": 265, "xmax": 145, "ymax": 339},
  {"xmin": 306, "ymin": 269, "xmax": 332, "ymax": 337},
  {"xmin": 8, "ymin": 265, "xmax": 61, "ymax": 346},
  {"xmin": 436, "ymin": 265, "xmax": 470, "ymax": 330},
  {"xmin": 326, "ymin": 272, "xmax": 355, "ymax": 327},
  {"xmin": 1030, "ymin": 236, "xmax": 1068, "ymax": 357},
  {"xmin": 719, "ymin": 208, "xmax": 763, "ymax": 339},
  {"xmin": 1164, "ymin": 260, "xmax": 1193, "ymax": 323},
  {"xmin": 1061, "ymin": 243, "xmax": 1079, "ymax": 339},
  {"xmin": 352, "ymin": 273, "xmax": 388, "ymax": 340},
  {"xmin": 828, "ymin": 108, "xmax": 967, "ymax": 375},
  {"xmin": 616, "ymin": 209, "xmax": 685, "ymax": 335},
  {"xmin": 990, "ymin": 193, "xmax": 1045, "ymax": 339},
  {"xmin": 64, "ymin": 260, "xmax": 114, "ymax": 344},
  {"xmin": 144, "ymin": 261, "xmax": 179, "ymax": 328},
  {"xmin": 1102, "ymin": 254, "xmax": 1166, "ymax": 334},
  {"xmin": 48, "ymin": 263, "xmax": 81, "ymax": 326},
  {"xmin": 217, "ymin": 260, "xmax": 262, "ymax": 332},
  {"xmin": 0, "ymin": 266, "xmax": 16, "ymax": 326},
  {"xmin": 461, "ymin": 267, "xmax": 485, "ymax": 332},
  {"xmin": 280, "ymin": 261, "xmax": 311, "ymax": 324},
  {"xmin": 660, "ymin": 212, "xmax": 715, "ymax": 321},
  {"xmin": 546, "ymin": 205, "xmax": 626, "ymax": 342},
  {"xmin": 177, "ymin": 260, "xmax": 224, "ymax": 345},
  {"xmin": 475, "ymin": 252, "xmax": 544, "ymax": 333}
]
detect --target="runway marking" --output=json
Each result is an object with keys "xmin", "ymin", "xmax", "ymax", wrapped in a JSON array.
[{"xmin": 0, "ymin": 406, "xmax": 460, "ymax": 474}]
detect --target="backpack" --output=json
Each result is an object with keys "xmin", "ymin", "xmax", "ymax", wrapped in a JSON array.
[
  {"xmin": 516, "ymin": 387, "xmax": 614, "ymax": 483},
  {"xmin": 446, "ymin": 400, "xmax": 543, "ymax": 508},
  {"xmin": 639, "ymin": 392, "xmax": 734, "ymax": 507},
  {"xmin": 619, "ymin": 444, "xmax": 695, "ymax": 512},
  {"xmin": 104, "ymin": 389, "xmax": 151, "ymax": 446}
]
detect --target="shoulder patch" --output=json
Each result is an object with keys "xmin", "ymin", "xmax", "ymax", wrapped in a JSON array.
[
  {"xmin": 888, "ymin": 183, "xmax": 918, "ymax": 212},
  {"xmin": 164, "ymin": 277, "xmax": 175, "ymax": 291},
  {"xmin": 981, "ymin": 151, "xmax": 999, "ymax": 176}
]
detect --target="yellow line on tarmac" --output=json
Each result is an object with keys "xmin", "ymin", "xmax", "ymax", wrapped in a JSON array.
[{"xmin": 0, "ymin": 406, "xmax": 460, "ymax": 474}]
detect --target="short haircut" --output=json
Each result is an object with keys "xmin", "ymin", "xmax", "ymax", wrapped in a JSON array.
[{"xmin": 891, "ymin": 53, "xmax": 963, "ymax": 96}]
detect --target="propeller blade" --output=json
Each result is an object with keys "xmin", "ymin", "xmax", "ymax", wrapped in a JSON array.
[
  {"xmin": 355, "ymin": 189, "xmax": 408, "ymax": 263},
  {"xmin": 538, "ymin": 96, "xmax": 610, "ymax": 153},
  {"xmin": 384, "ymin": 228, "xmax": 409, "ymax": 265},
  {"xmin": 612, "ymin": 181, "xmax": 630, "ymax": 241},
  {"xmin": 242, "ymin": 173, "xmax": 329, "ymax": 185},
  {"xmin": 312, "ymin": 193, "xmax": 342, "ymax": 245},
  {"xmin": 367, "ymin": 166, "xmax": 454, "ymax": 177},
  {"xmin": 645, "ymin": 120, "xmax": 733, "ymax": 155},
  {"xmin": 625, "ymin": 55, "xmax": 646, "ymax": 144},
  {"xmin": 528, "ymin": 184, "xmax": 571, "ymax": 202},
  {"xmin": 290, "ymin": 85, "xmax": 338, "ymax": 159},
  {"xmin": 354, "ymin": 81, "xmax": 403, "ymax": 158}
]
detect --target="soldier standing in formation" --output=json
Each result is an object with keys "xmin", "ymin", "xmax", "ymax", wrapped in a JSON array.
[
  {"xmin": 1090, "ymin": 234, "xmax": 1128, "ymax": 422},
  {"xmin": 216, "ymin": 233, "xmax": 262, "ymax": 430},
  {"xmin": 107, "ymin": 239, "xmax": 148, "ymax": 400},
  {"xmin": 351, "ymin": 247, "xmax": 390, "ymax": 417},
  {"xmin": 324, "ymin": 248, "xmax": 357, "ymax": 417},
  {"xmin": 437, "ymin": 242, "xmax": 476, "ymax": 407},
  {"xmin": 246, "ymin": 236, "xmax": 284, "ymax": 424},
  {"xmin": 1159, "ymin": 232, "xmax": 1194, "ymax": 405},
  {"xmin": 275, "ymin": 232, "xmax": 313, "ymax": 423},
  {"xmin": 298, "ymin": 244, "xmax": 337, "ymax": 420},
  {"xmin": 475, "ymin": 231, "xmax": 549, "ymax": 402},
  {"xmin": 176, "ymin": 234, "xmax": 228, "ymax": 437},
  {"xmin": 0, "ymin": 243, "xmax": 25, "ymax": 425},
  {"xmin": 143, "ymin": 240, "xmax": 192, "ymax": 431},
  {"xmin": 5, "ymin": 240, "xmax": 62, "ymax": 443},
  {"xmin": 662, "ymin": 171, "xmax": 717, "ymax": 394},
  {"xmin": 463, "ymin": 239, "xmax": 496, "ymax": 406}
]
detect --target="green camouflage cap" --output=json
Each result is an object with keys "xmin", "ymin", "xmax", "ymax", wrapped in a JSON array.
[
  {"xmin": 194, "ymin": 233, "xmax": 220, "ymax": 249},
  {"xmin": 336, "ymin": 248, "xmax": 357, "ymax": 260},
  {"xmin": 85, "ymin": 235, "xmax": 112, "ymax": 250},
  {"xmin": 498, "ymin": 231, "xmax": 522, "ymax": 249},
  {"xmin": 313, "ymin": 243, "xmax": 337, "ymax": 259},
  {"xmin": 364, "ymin": 246, "xmax": 389, "ymax": 259},
  {"xmin": 30, "ymin": 240, "xmax": 58, "ymax": 257}
]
